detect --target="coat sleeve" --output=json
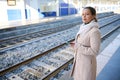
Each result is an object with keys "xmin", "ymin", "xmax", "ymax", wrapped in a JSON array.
[{"xmin": 78, "ymin": 29, "xmax": 101, "ymax": 56}]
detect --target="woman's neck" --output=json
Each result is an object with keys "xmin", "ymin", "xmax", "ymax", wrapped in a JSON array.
[
  {"xmin": 84, "ymin": 22, "xmax": 89, "ymax": 25},
  {"xmin": 84, "ymin": 19, "xmax": 95, "ymax": 25}
]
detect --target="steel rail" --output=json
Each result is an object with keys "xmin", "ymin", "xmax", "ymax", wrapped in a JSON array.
[{"xmin": 0, "ymin": 14, "xmax": 119, "ymax": 53}]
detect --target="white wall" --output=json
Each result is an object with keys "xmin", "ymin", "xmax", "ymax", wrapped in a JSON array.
[
  {"xmin": 18, "ymin": 0, "xmax": 26, "ymax": 20},
  {"xmin": 0, "ymin": 0, "xmax": 26, "ymax": 22},
  {"xmin": 0, "ymin": 1, "xmax": 8, "ymax": 22},
  {"xmin": 28, "ymin": 0, "xmax": 39, "ymax": 19}
]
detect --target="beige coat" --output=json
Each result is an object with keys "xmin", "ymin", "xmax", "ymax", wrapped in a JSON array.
[{"xmin": 71, "ymin": 26, "xmax": 101, "ymax": 80}]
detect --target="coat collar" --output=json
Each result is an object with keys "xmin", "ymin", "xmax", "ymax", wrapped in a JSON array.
[{"xmin": 77, "ymin": 20, "xmax": 99, "ymax": 36}]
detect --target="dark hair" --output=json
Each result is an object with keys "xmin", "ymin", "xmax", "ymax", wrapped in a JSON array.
[{"xmin": 84, "ymin": 6, "xmax": 97, "ymax": 22}]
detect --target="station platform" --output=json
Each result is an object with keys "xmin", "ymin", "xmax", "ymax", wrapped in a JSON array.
[
  {"xmin": 0, "ymin": 18, "xmax": 51, "ymax": 29},
  {"xmin": 59, "ymin": 32, "xmax": 120, "ymax": 80},
  {"xmin": 0, "ymin": 14, "xmax": 79, "ymax": 30},
  {"xmin": 0, "ymin": 11, "xmax": 116, "ymax": 30},
  {"xmin": 97, "ymin": 45, "xmax": 120, "ymax": 80}
]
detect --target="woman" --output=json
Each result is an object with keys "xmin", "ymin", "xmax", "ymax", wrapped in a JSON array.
[{"xmin": 70, "ymin": 7, "xmax": 101, "ymax": 80}]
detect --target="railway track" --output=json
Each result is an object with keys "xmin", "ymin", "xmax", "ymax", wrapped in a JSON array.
[
  {"xmin": 0, "ymin": 14, "xmax": 118, "ymax": 56},
  {"xmin": 0, "ymin": 13, "xmax": 120, "ymax": 80},
  {"xmin": 0, "ymin": 12, "xmax": 114, "ymax": 53},
  {"xmin": 0, "ymin": 18, "xmax": 80, "ymax": 51}
]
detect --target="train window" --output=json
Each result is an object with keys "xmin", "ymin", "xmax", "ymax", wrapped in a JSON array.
[{"xmin": 7, "ymin": 0, "xmax": 16, "ymax": 6}]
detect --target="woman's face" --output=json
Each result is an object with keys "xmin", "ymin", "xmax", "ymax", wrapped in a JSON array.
[{"xmin": 82, "ymin": 9, "xmax": 95, "ymax": 24}]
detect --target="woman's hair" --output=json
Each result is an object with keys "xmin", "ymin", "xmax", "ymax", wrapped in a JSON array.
[{"xmin": 84, "ymin": 6, "xmax": 98, "ymax": 22}]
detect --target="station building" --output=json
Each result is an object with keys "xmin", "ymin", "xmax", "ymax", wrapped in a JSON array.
[{"xmin": 0, "ymin": 0, "xmax": 120, "ymax": 22}]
